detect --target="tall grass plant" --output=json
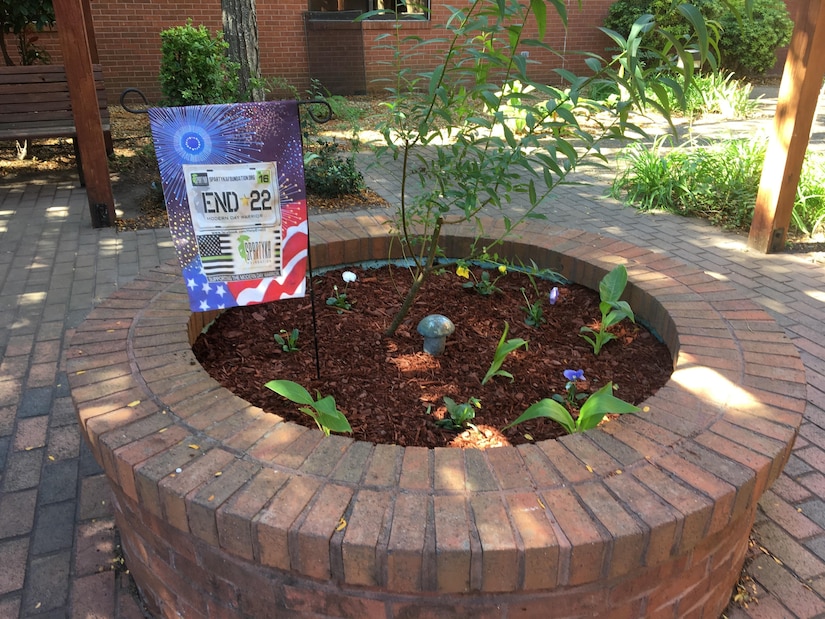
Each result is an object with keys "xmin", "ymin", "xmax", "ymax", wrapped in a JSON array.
[
  {"xmin": 613, "ymin": 136, "xmax": 825, "ymax": 237},
  {"xmin": 792, "ymin": 153, "xmax": 825, "ymax": 238}
]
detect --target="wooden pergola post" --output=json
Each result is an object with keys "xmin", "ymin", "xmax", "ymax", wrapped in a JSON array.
[
  {"xmin": 52, "ymin": 0, "xmax": 115, "ymax": 227},
  {"xmin": 748, "ymin": 0, "xmax": 825, "ymax": 253}
]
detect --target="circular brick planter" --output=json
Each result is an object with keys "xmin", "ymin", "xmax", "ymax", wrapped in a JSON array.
[{"xmin": 68, "ymin": 216, "xmax": 805, "ymax": 618}]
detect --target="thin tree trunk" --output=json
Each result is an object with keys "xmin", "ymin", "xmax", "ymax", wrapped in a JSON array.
[
  {"xmin": 384, "ymin": 218, "xmax": 445, "ymax": 336},
  {"xmin": 0, "ymin": 33, "xmax": 15, "ymax": 66},
  {"xmin": 221, "ymin": 0, "xmax": 265, "ymax": 102}
]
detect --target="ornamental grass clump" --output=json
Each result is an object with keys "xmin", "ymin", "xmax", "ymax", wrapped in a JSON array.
[{"xmin": 359, "ymin": 0, "xmax": 718, "ymax": 336}]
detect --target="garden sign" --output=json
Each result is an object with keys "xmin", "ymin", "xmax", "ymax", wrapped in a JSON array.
[{"xmin": 149, "ymin": 101, "xmax": 308, "ymax": 312}]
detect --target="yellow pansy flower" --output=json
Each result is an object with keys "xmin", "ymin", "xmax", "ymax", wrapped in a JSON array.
[{"xmin": 456, "ymin": 265, "xmax": 470, "ymax": 279}]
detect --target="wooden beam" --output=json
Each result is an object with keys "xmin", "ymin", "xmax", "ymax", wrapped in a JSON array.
[
  {"xmin": 748, "ymin": 0, "xmax": 825, "ymax": 253},
  {"xmin": 52, "ymin": 0, "xmax": 115, "ymax": 228},
  {"xmin": 81, "ymin": 0, "xmax": 100, "ymax": 64}
]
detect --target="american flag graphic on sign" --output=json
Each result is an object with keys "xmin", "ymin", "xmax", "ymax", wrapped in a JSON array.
[{"xmin": 197, "ymin": 234, "xmax": 234, "ymax": 276}]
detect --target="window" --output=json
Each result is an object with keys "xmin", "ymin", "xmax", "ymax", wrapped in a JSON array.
[{"xmin": 307, "ymin": 1, "xmax": 429, "ymax": 18}]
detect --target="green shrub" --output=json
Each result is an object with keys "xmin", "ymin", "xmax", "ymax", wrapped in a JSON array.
[
  {"xmin": 613, "ymin": 136, "xmax": 825, "ymax": 236},
  {"xmin": 611, "ymin": 137, "xmax": 765, "ymax": 229},
  {"xmin": 159, "ymin": 20, "xmax": 240, "ymax": 106},
  {"xmin": 603, "ymin": 0, "xmax": 652, "ymax": 41},
  {"xmin": 718, "ymin": 0, "xmax": 793, "ymax": 76},
  {"xmin": 615, "ymin": 137, "xmax": 825, "ymax": 236},
  {"xmin": 604, "ymin": 0, "xmax": 790, "ymax": 75},
  {"xmin": 671, "ymin": 71, "xmax": 759, "ymax": 118},
  {"xmin": 603, "ymin": 0, "xmax": 720, "ymax": 57},
  {"xmin": 792, "ymin": 154, "xmax": 825, "ymax": 237},
  {"xmin": 303, "ymin": 141, "xmax": 365, "ymax": 198},
  {"xmin": 610, "ymin": 136, "xmax": 687, "ymax": 212}
]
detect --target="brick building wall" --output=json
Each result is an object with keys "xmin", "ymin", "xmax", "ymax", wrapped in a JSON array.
[{"xmin": 1, "ymin": 0, "xmax": 801, "ymax": 104}]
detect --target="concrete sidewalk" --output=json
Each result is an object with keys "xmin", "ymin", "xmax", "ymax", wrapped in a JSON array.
[{"xmin": 2, "ymin": 96, "xmax": 825, "ymax": 617}]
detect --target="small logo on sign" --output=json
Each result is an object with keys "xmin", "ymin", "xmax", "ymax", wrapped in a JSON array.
[{"xmin": 190, "ymin": 172, "xmax": 209, "ymax": 187}]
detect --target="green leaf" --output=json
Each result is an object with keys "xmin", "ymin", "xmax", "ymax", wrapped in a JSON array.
[
  {"xmin": 482, "ymin": 322, "xmax": 528, "ymax": 385},
  {"xmin": 503, "ymin": 399, "xmax": 576, "ymax": 434},
  {"xmin": 599, "ymin": 264, "xmax": 628, "ymax": 303},
  {"xmin": 597, "ymin": 26, "xmax": 628, "ymax": 51},
  {"xmin": 577, "ymin": 382, "xmax": 640, "ymax": 431},
  {"xmin": 528, "ymin": 180, "xmax": 537, "ymax": 206},
  {"xmin": 601, "ymin": 309, "xmax": 626, "ymax": 330},
  {"xmin": 298, "ymin": 406, "xmax": 319, "ymax": 423},
  {"xmin": 495, "ymin": 370, "xmax": 515, "ymax": 382},
  {"xmin": 314, "ymin": 395, "xmax": 353, "ymax": 434},
  {"xmin": 611, "ymin": 300, "xmax": 635, "ymax": 323},
  {"xmin": 264, "ymin": 380, "xmax": 315, "ymax": 406},
  {"xmin": 677, "ymin": 3, "xmax": 710, "ymax": 66},
  {"xmin": 530, "ymin": 0, "xmax": 547, "ymax": 39}
]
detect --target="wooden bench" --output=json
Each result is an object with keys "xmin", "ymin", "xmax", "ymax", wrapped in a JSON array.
[{"xmin": 0, "ymin": 64, "xmax": 113, "ymax": 184}]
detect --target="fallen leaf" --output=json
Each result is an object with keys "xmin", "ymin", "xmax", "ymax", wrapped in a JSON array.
[
  {"xmin": 336, "ymin": 517, "xmax": 347, "ymax": 532},
  {"xmin": 127, "ymin": 400, "xmax": 140, "ymax": 407}
]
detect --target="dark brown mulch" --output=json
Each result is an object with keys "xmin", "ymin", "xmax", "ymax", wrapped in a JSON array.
[{"xmin": 192, "ymin": 264, "xmax": 673, "ymax": 449}]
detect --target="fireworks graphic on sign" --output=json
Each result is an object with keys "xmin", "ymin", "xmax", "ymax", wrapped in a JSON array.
[{"xmin": 149, "ymin": 104, "xmax": 263, "ymax": 204}]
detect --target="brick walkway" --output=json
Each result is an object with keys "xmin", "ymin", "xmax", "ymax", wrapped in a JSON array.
[{"xmin": 2, "ymin": 90, "xmax": 825, "ymax": 617}]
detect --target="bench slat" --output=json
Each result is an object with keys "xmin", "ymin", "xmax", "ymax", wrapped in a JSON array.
[
  {"xmin": 0, "ymin": 83, "xmax": 106, "ymax": 98},
  {"xmin": 0, "ymin": 98, "xmax": 109, "ymax": 113},
  {"xmin": 1, "ymin": 109, "xmax": 109, "ymax": 123},
  {"xmin": 0, "ymin": 64, "xmax": 114, "ymax": 184}
]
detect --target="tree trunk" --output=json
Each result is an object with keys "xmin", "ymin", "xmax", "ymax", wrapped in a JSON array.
[
  {"xmin": 0, "ymin": 33, "xmax": 14, "ymax": 66},
  {"xmin": 221, "ymin": 0, "xmax": 265, "ymax": 102}
]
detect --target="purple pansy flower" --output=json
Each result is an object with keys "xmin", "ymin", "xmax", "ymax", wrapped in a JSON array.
[{"xmin": 563, "ymin": 369, "xmax": 585, "ymax": 382}]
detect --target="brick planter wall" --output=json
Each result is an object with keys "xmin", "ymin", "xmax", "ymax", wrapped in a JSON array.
[{"xmin": 67, "ymin": 215, "xmax": 805, "ymax": 618}]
